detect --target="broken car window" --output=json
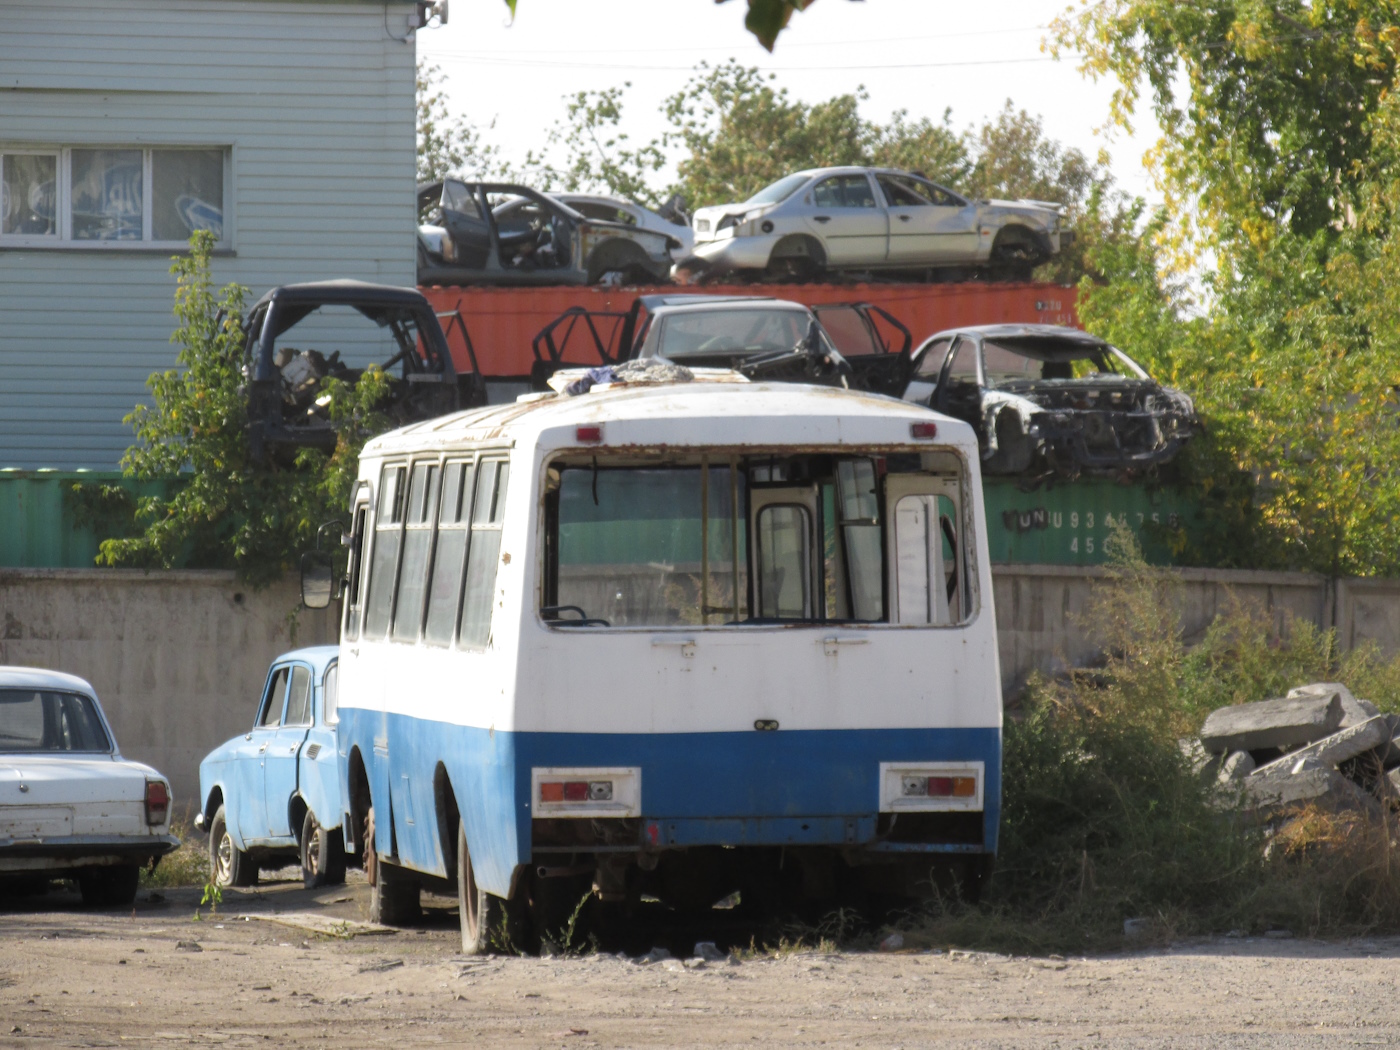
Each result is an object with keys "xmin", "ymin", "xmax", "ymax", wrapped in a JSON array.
[{"xmin": 982, "ymin": 338, "xmax": 1128, "ymax": 387}]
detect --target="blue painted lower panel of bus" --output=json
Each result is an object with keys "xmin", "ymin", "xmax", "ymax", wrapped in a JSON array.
[{"xmin": 338, "ymin": 710, "xmax": 1001, "ymax": 898}]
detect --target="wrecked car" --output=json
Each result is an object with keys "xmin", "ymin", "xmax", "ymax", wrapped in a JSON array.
[
  {"xmin": 243, "ymin": 280, "xmax": 485, "ymax": 463},
  {"xmin": 901, "ymin": 324, "xmax": 1198, "ymax": 477},
  {"xmin": 551, "ymin": 192, "xmax": 694, "ymax": 259},
  {"xmin": 417, "ymin": 180, "xmax": 680, "ymax": 287},
  {"xmin": 531, "ymin": 293, "xmax": 855, "ymax": 388},
  {"xmin": 0, "ymin": 666, "xmax": 178, "ymax": 907},
  {"xmin": 679, "ymin": 167, "xmax": 1070, "ymax": 283}
]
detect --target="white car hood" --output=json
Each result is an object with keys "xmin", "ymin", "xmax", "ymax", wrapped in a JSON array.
[{"xmin": 0, "ymin": 755, "xmax": 151, "ymax": 806}]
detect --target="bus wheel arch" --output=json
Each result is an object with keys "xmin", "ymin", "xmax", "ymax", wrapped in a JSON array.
[{"xmin": 347, "ymin": 748, "xmax": 372, "ymax": 868}]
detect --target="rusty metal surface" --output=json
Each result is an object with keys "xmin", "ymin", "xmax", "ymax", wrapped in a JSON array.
[{"xmin": 420, "ymin": 282, "xmax": 1079, "ymax": 378}]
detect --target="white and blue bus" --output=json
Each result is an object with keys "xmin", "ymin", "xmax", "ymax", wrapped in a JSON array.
[{"xmin": 315, "ymin": 371, "xmax": 1002, "ymax": 951}]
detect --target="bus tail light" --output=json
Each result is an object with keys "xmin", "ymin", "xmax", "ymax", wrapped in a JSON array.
[
  {"xmin": 533, "ymin": 767, "xmax": 638, "ymax": 817},
  {"xmin": 880, "ymin": 762, "xmax": 983, "ymax": 812},
  {"xmin": 910, "ymin": 422, "xmax": 938, "ymax": 439},
  {"xmin": 576, "ymin": 425, "xmax": 603, "ymax": 444}
]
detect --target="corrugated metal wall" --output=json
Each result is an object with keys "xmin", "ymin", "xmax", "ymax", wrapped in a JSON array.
[
  {"xmin": 422, "ymin": 281, "xmax": 1080, "ymax": 377},
  {"xmin": 0, "ymin": 0, "xmax": 418, "ymax": 470}
]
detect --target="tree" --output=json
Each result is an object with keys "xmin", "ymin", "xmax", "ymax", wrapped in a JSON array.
[
  {"xmin": 1052, "ymin": 1, "xmax": 1400, "ymax": 257},
  {"xmin": 89, "ymin": 232, "xmax": 391, "ymax": 586},
  {"xmin": 417, "ymin": 60, "xmax": 503, "ymax": 183}
]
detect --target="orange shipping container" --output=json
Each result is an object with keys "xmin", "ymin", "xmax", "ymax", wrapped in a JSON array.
[{"xmin": 420, "ymin": 281, "xmax": 1080, "ymax": 377}]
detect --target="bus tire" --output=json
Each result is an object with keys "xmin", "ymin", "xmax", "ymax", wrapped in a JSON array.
[
  {"xmin": 458, "ymin": 823, "xmax": 520, "ymax": 954},
  {"xmin": 365, "ymin": 806, "xmax": 419, "ymax": 925}
]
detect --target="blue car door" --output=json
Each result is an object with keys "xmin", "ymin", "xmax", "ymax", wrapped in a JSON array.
[
  {"xmin": 261, "ymin": 663, "xmax": 312, "ymax": 838},
  {"xmin": 236, "ymin": 665, "xmax": 290, "ymax": 843}
]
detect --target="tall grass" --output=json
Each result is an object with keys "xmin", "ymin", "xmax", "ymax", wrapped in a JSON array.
[{"xmin": 905, "ymin": 526, "xmax": 1400, "ymax": 952}]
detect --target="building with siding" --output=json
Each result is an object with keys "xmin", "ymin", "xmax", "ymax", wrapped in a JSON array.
[{"xmin": 0, "ymin": 0, "xmax": 420, "ymax": 469}]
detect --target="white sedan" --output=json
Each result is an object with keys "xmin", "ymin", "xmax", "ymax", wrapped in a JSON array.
[
  {"xmin": 0, "ymin": 667, "xmax": 178, "ymax": 906},
  {"xmin": 679, "ymin": 166, "xmax": 1069, "ymax": 282}
]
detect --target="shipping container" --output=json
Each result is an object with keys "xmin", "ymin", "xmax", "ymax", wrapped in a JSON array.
[{"xmin": 419, "ymin": 280, "xmax": 1079, "ymax": 378}]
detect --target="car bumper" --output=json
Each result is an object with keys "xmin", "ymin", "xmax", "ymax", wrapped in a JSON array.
[
  {"xmin": 672, "ymin": 234, "xmax": 784, "ymax": 276},
  {"xmin": 0, "ymin": 834, "xmax": 180, "ymax": 874}
]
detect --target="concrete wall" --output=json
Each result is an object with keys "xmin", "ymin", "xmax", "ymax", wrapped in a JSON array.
[
  {"xmin": 992, "ymin": 564, "xmax": 1338, "ymax": 693},
  {"xmin": 1, "ymin": 565, "xmax": 1396, "ymax": 810},
  {"xmin": 0, "ymin": 568, "xmax": 337, "ymax": 813}
]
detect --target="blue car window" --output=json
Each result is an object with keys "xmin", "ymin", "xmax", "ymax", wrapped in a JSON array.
[
  {"xmin": 258, "ymin": 667, "xmax": 288, "ymax": 727},
  {"xmin": 284, "ymin": 666, "xmax": 312, "ymax": 726},
  {"xmin": 322, "ymin": 663, "xmax": 339, "ymax": 725}
]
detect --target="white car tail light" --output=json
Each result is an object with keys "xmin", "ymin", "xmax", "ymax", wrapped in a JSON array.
[
  {"xmin": 532, "ymin": 767, "xmax": 640, "ymax": 818},
  {"xmin": 879, "ymin": 762, "xmax": 983, "ymax": 812},
  {"xmin": 145, "ymin": 779, "xmax": 170, "ymax": 826}
]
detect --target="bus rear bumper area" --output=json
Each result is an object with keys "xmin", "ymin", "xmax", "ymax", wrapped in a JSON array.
[{"xmin": 530, "ymin": 816, "xmax": 994, "ymax": 912}]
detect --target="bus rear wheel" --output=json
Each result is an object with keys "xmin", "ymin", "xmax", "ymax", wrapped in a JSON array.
[
  {"xmin": 365, "ymin": 806, "xmax": 419, "ymax": 925},
  {"xmin": 458, "ymin": 824, "xmax": 525, "ymax": 954}
]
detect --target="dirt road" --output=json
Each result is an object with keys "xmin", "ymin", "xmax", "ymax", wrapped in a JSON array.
[{"xmin": 3, "ymin": 872, "xmax": 1399, "ymax": 1048}]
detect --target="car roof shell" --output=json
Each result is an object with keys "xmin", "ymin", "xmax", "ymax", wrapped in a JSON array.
[
  {"xmin": 919, "ymin": 324, "xmax": 1110, "ymax": 351},
  {"xmin": 249, "ymin": 280, "xmax": 431, "ymax": 313},
  {"xmin": 0, "ymin": 666, "xmax": 99, "ymax": 696},
  {"xmin": 633, "ymin": 293, "xmax": 811, "ymax": 314},
  {"xmin": 268, "ymin": 646, "xmax": 339, "ymax": 676}
]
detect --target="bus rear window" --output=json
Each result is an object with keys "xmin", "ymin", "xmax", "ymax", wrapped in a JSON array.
[{"xmin": 543, "ymin": 451, "xmax": 975, "ymax": 629}]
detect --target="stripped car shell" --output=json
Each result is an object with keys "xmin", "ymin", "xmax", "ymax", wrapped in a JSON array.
[
  {"xmin": 418, "ymin": 180, "xmax": 680, "ymax": 287},
  {"xmin": 679, "ymin": 166, "xmax": 1069, "ymax": 282},
  {"xmin": 902, "ymin": 324, "xmax": 1199, "ymax": 477}
]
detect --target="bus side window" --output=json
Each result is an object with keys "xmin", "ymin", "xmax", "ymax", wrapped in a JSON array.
[
  {"xmin": 458, "ymin": 459, "xmax": 509, "ymax": 649},
  {"xmin": 424, "ymin": 460, "xmax": 474, "ymax": 646},
  {"xmin": 392, "ymin": 460, "xmax": 440, "ymax": 643},
  {"xmin": 364, "ymin": 464, "xmax": 408, "ymax": 639},
  {"xmin": 343, "ymin": 505, "xmax": 369, "ymax": 642}
]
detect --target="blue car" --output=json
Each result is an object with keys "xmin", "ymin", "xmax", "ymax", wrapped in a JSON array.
[{"xmin": 195, "ymin": 646, "xmax": 345, "ymax": 889}]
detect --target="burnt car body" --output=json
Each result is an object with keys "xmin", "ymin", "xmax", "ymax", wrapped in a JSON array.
[
  {"xmin": 243, "ymin": 281, "xmax": 484, "ymax": 462},
  {"xmin": 901, "ymin": 324, "xmax": 1198, "ymax": 477},
  {"xmin": 417, "ymin": 180, "xmax": 680, "ymax": 287},
  {"xmin": 531, "ymin": 294, "xmax": 909, "ymax": 393}
]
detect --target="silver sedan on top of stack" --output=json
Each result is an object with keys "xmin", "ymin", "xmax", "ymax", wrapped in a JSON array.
[{"xmin": 676, "ymin": 166, "xmax": 1070, "ymax": 283}]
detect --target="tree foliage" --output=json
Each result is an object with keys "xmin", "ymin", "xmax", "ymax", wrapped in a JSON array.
[
  {"xmin": 93, "ymin": 232, "xmax": 392, "ymax": 586},
  {"xmin": 1060, "ymin": 2, "xmax": 1400, "ymax": 577},
  {"xmin": 417, "ymin": 61, "xmax": 503, "ymax": 183}
]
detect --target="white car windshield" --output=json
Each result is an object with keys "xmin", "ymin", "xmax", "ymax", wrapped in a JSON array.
[
  {"xmin": 741, "ymin": 173, "xmax": 810, "ymax": 207},
  {"xmin": 656, "ymin": 308, "xmax": 813, "ymax": 358},
  {"xmin": 982, "ymin": 338, "xmax": 1146, "ymax": 387},
  {"xmin": 0, "ymin": 689, "xmax": 111, "ymax": 753}
]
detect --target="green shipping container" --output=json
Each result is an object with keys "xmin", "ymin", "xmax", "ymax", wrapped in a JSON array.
[
  {"xmin": 0, "ymin": 470, "xmax": 1200, "ymax": 570},
  {"xmin": 982, "ymin": 477, "xmax": 1197, "ymax": 565}
]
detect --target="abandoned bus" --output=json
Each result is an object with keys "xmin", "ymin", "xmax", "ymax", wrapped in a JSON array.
[{"xmin": 319, "ymin": 371, "xmax": 1002, "ymax": 952}]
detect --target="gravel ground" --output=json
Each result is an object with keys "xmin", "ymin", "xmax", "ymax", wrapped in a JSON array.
[{"xmin": 2, "ymin": 872, "xmax": 1399, "ymax": 1048}]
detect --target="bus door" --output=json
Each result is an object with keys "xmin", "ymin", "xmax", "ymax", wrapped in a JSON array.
[
  {"xmin": 749, "ymin": 485, "xmax": 821, "ymax": 620},
  {"xmin": 885, "ymin": 474, "xmax": 966, "ymax": 625}
]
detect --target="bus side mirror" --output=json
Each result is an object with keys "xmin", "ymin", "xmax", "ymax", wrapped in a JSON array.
[{"xmin": 300, "ymin": 551, "xmax": 336, "ymax": 610}]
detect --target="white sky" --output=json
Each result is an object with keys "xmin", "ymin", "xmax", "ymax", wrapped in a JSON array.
[{"xmin": 418, "ymin": 0, "xmax": 1164, "ymax": 206}]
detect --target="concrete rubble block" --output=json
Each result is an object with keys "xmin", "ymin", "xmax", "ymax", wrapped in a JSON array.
[
  {"xmin": 1242, "ymin": 767, "xmax": 1381, "ymax": 817},
  {"xmin": 1217, "ymin": 751, "xmax": 1255, "ymax": 783},
  {"xmin": 1287, "ymin": 682, "xmax": 1379, "ymax": 728},
  {"xmin": 1251, "ymin": 715, "xmax": 1391, "ymax": 779},
  {"xmin": 1200, "ymin": 692, "xmax": 1343, "ymax": 754}
]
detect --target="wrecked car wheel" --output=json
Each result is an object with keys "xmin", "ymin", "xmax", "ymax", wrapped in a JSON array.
[
  {"xmin": 209, "ymin": 804, "xmax": 257, "ymax": 888},
  {"xmin": 78, "ymin": 864, "xmax": 140, "ymax": 907}
]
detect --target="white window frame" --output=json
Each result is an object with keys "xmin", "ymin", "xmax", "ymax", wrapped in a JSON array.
[{"xmin": 0, "ymin": 145, "xmax": 232, "ymax": 250}]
